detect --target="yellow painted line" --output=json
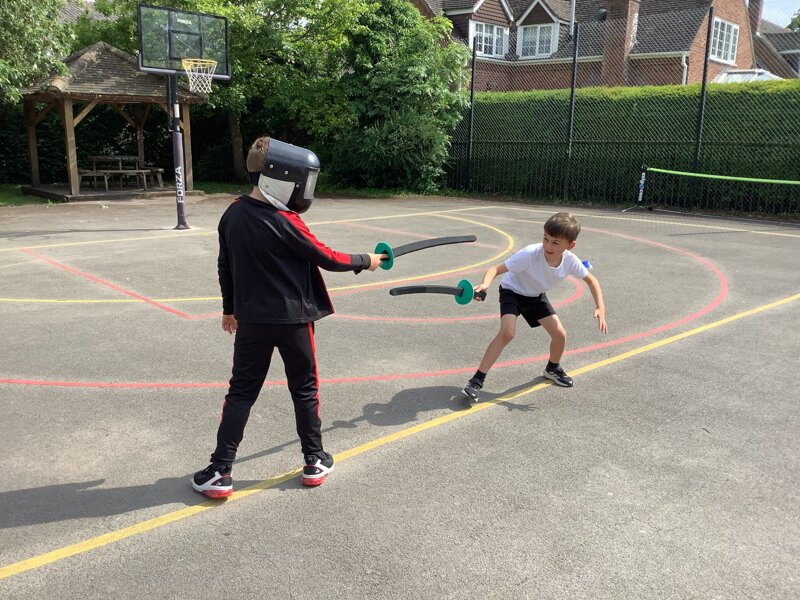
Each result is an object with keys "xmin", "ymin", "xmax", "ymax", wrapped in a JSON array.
[
  {"xmin": 488, "ymin": 205, "xmax": 800, "ymax": 238},
  {"xmin": 0, "ymin": 211, "xmax": 512, "ymax": 303},
  {"xmin": 309, "ymin": 205, "xmax": 497, "ymax": 226},
  {"xmin": 327, "ymin": 214, "xmax": 514, "ymax": 291},
  {"xmin": 0, "ymin": 207, "xmax": 497, "ymax": 254},
  {"xmin": 1, "ymin": 291, "xmax": 797, "ymax": 581},
  {"xmin": 0, "ymin": 231, "xmax": 208, "ymax": 254}
]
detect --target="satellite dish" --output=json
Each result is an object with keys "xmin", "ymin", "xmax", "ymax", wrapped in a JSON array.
[{"xmin": 596, "ymin": 8, "xmax": 608, "ymax": 22}]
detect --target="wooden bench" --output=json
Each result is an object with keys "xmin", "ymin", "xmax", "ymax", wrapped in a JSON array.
[
  {"xmin": 79, "ymin": 169, "xmax": 151, "ymax": 191},
  {"xmin": 79, "ymin": 169, "xmax": 112, "ymax": 191},
  {"xmin": 147, "ymin": 167, "xmax": 164, "ymax": 188},
  {"xmin": 79, "ymin": 156, "xmax": 165, "ymax": 192}
]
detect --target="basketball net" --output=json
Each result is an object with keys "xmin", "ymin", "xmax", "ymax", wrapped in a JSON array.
[{"xmin": 181, "ymin": 58, "xmax": 218, "ymax": 95}]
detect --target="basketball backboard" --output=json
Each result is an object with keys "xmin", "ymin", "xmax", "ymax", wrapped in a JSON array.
[{"xmin": 137, "ymin": 3, "xmax": 230, "ymax": 80}]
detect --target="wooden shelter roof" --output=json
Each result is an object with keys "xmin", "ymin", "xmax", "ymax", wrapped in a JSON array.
[{"xmin": 21, "ymin": 41, "xmax": 204, "ymax": 104}]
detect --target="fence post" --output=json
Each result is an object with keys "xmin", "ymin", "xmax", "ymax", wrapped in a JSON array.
[
  {"xmin": 467, "ymin": 40, "xmax": 477, "ymax": 192},
  {"xmin": 563, "ymin": 23, "xmax": 580, "ymax": 202},
  {"xmin": 693, "ymin": 6, "xmax": 714, "ymax": 173}
]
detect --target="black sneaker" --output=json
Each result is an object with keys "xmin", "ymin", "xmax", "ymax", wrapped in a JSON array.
[
  {"xmin": 302, "ymin": 452, "xmax": 334, "ymax": 487},
  {"xmin": 191, "ymin": 463, "xmax": 233, "ymax": 498},
  {"xmin": 544, "ymin": 365, "xmax": 573, "ymax": 388},
  {"xmin": 461, "ymin": 378, "xmax": 483, "ymax": 401}
]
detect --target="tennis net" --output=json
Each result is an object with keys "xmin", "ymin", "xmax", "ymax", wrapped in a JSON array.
[{"xmin": 630, "ymin": 166, "xmax": 800, "ymax": 217}]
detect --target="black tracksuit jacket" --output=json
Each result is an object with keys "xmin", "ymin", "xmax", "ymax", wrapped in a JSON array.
[{"xmin": 218, "ymin": 195, "xmax": 371, "ymax": 323}]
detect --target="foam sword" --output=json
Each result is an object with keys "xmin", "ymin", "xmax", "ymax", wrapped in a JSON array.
[
  {"xmin": 374, "ymin": 235, "xmax": 477, "ymax": 270},
  {"xmin": 389, "ymin": 279, "xmax": 487, "ymax": 305},
  {"xmin": 388, "ymin": 261, "xmax": 593, "ymax": 305}
]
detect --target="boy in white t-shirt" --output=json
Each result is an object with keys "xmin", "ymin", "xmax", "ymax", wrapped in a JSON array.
[{"xmin": 462, "ymin": 212, "xmax": 607, "ymax": 399}]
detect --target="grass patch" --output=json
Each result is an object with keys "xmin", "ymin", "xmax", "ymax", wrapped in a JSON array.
[
  {"xmin": 193, "ymin": 178, "xmax": 416, "ymax": 199},
  {"xmin": 0, "ymin": 184, "xmax": 54, "ymax": 207},
  {"xmin": 317, "ymin": 184, "xmax": 414, "ymax": 199},
  {"xmin": 317, "ymin": 172, "xmax": 415, "ymax": 198}
]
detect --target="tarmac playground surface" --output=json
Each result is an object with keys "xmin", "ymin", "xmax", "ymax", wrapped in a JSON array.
[{"xmin": 1, "ymin": 194, "xmax": 798, "ymax": 598}]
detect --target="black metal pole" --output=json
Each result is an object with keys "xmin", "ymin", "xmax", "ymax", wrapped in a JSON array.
[
  {"xmin": 693, "ymin": 6, "xmax": 714, "ymax": 173},
  {"xmin": 167, "ymin": 74, "xmax": 189, "ymax": 230},
  {"xmin": 467, "ymin": 39, "xmax": 477, "ymax": 192},
  {"xmin": 563, "ymin": 22, "xmax": 580, "ymax": 202}
]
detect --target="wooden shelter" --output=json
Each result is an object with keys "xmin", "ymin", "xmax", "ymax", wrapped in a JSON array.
[{"xmin": 21, "ymin": 42, "xmax": 205, "ymax": 200}]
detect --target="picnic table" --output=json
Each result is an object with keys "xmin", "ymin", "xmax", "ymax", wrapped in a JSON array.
[{"xmin": 79, "ymin": 155, "xmax": 164, "ymax": 192}]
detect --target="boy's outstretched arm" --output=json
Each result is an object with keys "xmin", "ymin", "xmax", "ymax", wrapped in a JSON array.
[
  {"xmin": 583, "ymin": 273, "xmax": 607, "ymax": 333},
  {"xmin": 473, "ymin": 262, "xmax": 508, "ymax": 301},
  {"xmin": 279, "ymin": 211, "xmax": 378, "ymax": 272}
]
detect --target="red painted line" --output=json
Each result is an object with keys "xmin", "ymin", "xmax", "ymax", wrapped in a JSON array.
[
  {"xmin": 328, "ymin": 267, "xmax": 489, "ymax": 298},
  {"xmin": 3, "ymin": 229, "xmax": 728, "ymax": 389},
  {"xmin": 182, "ymin": 267, "xmax": 493, "ymax": 320},
  {"xmin": 20, "ymin": 248, "xmax": 192, "ymax": 319},
  {"xmin": 330, "ymin": 276, "xmax": 584, "ymax": 323}
]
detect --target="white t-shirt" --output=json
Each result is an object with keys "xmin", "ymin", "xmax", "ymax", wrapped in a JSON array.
[{"xmin": 500, "ymin": 243, "xmax": 588, "ymax": 297}]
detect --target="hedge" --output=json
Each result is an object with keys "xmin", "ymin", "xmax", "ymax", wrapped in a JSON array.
[{"xmin": 448, "ymin": 79, "xmax": 800, "ymax": 214}]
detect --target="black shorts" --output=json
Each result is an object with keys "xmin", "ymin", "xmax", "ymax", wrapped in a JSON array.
[{"xmin": 499, "ymin": 286, "xmax": 556, "ymax": 328}]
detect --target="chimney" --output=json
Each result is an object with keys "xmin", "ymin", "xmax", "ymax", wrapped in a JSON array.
[
  {"xmin": 601, "ymin": 0, "xmax": 640, "ymax": 86},
  {"xmin": 748, "ymin": 0, "xmax": 763, "ymax": 36}
]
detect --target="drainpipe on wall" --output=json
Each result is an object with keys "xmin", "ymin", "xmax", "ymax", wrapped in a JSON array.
[{"xmin": 681, "ymin": 52, "xmax": 688, "ymax": 85}]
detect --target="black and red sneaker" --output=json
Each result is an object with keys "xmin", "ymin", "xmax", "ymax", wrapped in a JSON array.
[
  {"xmin": 301, "ymin": 452, "xmax": 334, "ymax": 487},
  {"xmin": 192, "ymin": 463, "xmax": 233, "ymax": 498}
]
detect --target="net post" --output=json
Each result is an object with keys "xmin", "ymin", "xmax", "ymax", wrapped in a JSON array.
[
  {"xmin": 622, "ymin": 165, "xmax": 648, "ymax": 213},
  {"xmin": 636, "ymin": 165, "xmax": 648, "ymax": 205}
]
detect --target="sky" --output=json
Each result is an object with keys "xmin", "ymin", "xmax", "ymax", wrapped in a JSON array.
[{"xmin": 762, "ymin": 0, "xmax": 799, "ymax": 28}]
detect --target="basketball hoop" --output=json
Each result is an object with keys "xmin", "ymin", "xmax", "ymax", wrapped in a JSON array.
[{"xmin": 181, "ymin": 58, "xmax": 218, "ymax": 95}]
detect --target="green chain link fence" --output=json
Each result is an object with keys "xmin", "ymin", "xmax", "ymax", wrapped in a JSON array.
[{"xmin": 448, "ymin": 9, "xmax": 800, "ymax": 217}]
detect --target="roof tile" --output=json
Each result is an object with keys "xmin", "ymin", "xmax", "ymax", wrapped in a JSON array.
[{"xmin": 22, "ymin": 42, "xmax": 203, "ymax": 103}]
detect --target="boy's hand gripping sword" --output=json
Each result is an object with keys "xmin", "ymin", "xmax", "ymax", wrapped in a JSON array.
[{"xmin": 374, "ymin": 235, "xmax": 477, "ymax": 270}]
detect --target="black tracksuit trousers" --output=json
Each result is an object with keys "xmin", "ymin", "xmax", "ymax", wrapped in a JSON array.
[{"xmin": 211, "ymin": 321, "xmax": 323, "ymax": 465}]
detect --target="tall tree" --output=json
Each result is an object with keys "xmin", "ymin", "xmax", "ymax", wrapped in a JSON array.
[
  {"xmin": 789, "ymin": 9, "xmax": 800, "ymax": 31},
  {"xmin": 73, "ymin": 0, "xmax": 369, "ymax": 180},
  {"xmin": 0, "ymin": 0, "xmax": 74, "ymax": 104},
  {"xmin": 332, "ymin": 0, "xmax": 469, "ymax": 191}
]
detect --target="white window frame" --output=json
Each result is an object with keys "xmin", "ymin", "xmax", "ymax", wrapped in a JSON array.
[
  {"xmin": 710, "ymin": 17, "xmax": 739, "ymax": 65},
  {"xmin": 517, "ymin": 23, "xmax": 558, "ymax": 58},
  {"xmin": 469, "ymin": 20, "xmax": 509, "ymax": 58}
]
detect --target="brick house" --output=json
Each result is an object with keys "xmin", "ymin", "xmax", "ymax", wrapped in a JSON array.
[
  {"xmin": 750, "ymin": 0, "xmax": 800, "ymax": 79},
  {"xmin": 411, "ymin": 0, "xmax": 774, "ymax": 90}
]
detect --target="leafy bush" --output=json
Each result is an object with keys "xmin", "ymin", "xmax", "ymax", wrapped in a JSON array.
[
  {"xmin": 329, "ymin": 0, "xmax": 468, "ymax": 192},
  {"xmin": 332, "ymin": 109, "xmax": 452, "ymax": 192}
]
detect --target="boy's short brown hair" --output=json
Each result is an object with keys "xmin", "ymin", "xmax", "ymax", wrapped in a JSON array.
[
  {"xmin": 246, "ymin": 136, "xmax": 270, "ymax": 174},
  {"xmin": 544, "ymin": 212, "xmax": 581, "ymax": 243}
]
